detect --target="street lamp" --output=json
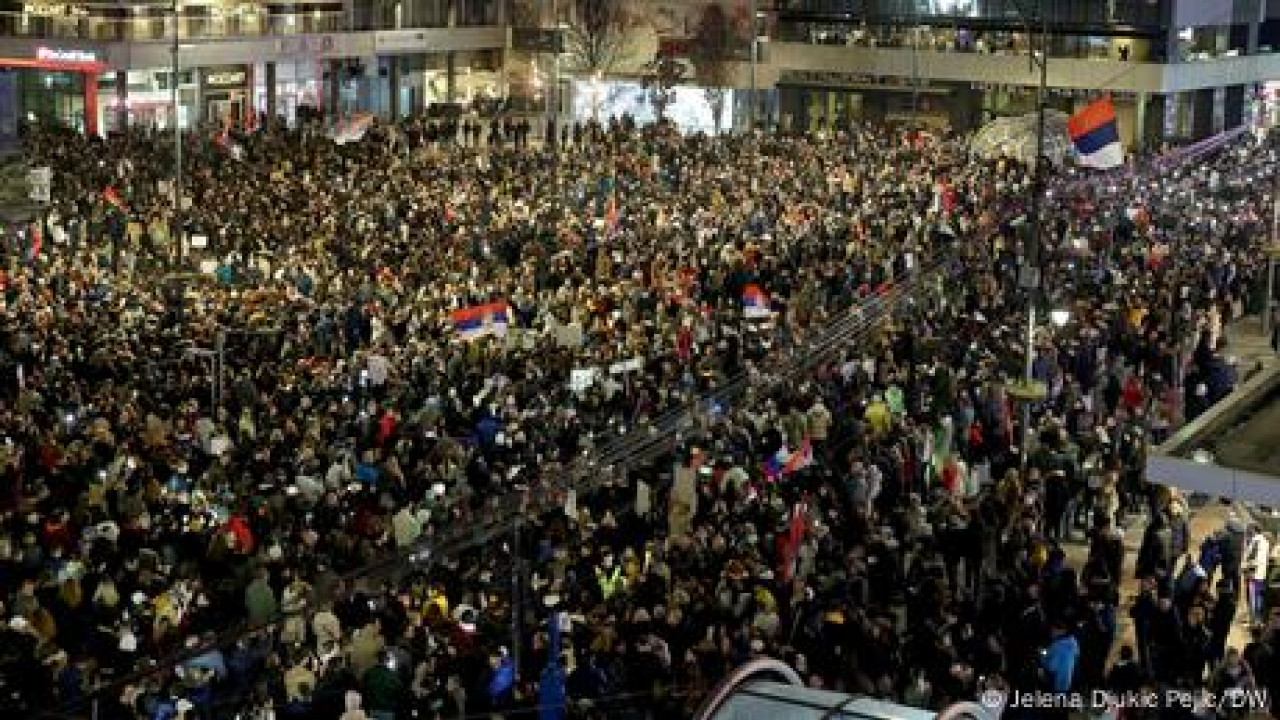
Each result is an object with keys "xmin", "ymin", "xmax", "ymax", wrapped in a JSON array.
[
  {"xmin": 1050, "ymin": 308, "xmax": 1070, "ymax": 327},
  {"xmin": 170, "ymin": 0, "xmax": 183, "ymax": 268},
  {"xmin": 1266, "ymin": 165, "xmax": 1278, "ymax": 337},
  {"xmin": 749, "ymin": 0, "xmax": 760, "ymax": 131}
]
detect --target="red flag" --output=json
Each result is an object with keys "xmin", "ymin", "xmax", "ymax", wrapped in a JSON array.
[
  {"xmin": 102, "ymin": 186, "xmax": 125, "ymax": 211},
  {"xmin": 27, "ymin": 222, "xmax": 41, "ymax": 263},
  {"xmin": 778, "ymin": 502, "xmax": 808, "ymax": 582},
  {"xmin": 604, "ymin": 193, "xmax": 619, "ymax": 236}
]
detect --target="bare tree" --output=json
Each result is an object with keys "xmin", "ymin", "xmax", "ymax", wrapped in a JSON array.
[
  {"xmin": 690, "ymin": 3, "xmax": 743, "ymax": 133},
  {"xmin": 510, "ymin": 0, "xmax": 539, "ymax": 27},
  {"xmin": 562, "ymin": 0, "xmax": 636, "ymax": 77}
]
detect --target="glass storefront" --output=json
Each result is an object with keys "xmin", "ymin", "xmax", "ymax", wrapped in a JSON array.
[
  {"xmin": 18, "ymin": 67, "xmax": 85, "ymax": 132},
  {"xmin": 101, "ymin": 70, "xmax": 197, "ymax": 135},
  {"xmin": 252, "ymin": 60, "xmax": 323, "ymax": 127}
]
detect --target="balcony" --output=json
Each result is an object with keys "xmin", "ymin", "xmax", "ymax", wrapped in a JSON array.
[
  {"xmin": 0, "ymin": 10, "xmax": 347, "ymax": 42},
  {"xmin": 767, "ymin": 42, "xmax": 1163, "ymax": 92},
  {"xmin": 765, "ymin": 41, "xmax": 1280, "ymax": 95}
]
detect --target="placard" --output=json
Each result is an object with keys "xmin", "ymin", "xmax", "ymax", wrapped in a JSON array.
[
  {"xmin": 556, "ymin": 323, "xmax": 583, "ymax": 348},
  {"xmin": 669, "ymin": 465, "xmax": 698, "ymax": 537},
  {"xmin": 608, "ymin": 357, "xmax": 643, "ymax": 375},
  {"xmin": 635, "ymin": 480, "xmax": 651, "ymax": 515}
]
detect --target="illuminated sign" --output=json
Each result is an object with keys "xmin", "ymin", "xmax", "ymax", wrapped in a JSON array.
[
  {"xmin": 36, "ymin": 46, "xmax": 97, "ymax": 63},
  {"xmin": 203, "ymin": 67, "xmax": 248, "ymax": 89}
]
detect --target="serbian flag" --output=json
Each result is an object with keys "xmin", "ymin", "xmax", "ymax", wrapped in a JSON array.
[
  {"xmin": 102, "ymin": 185, "xmax": 126, "ymax": 211},
  {"xmin": 451, "ymin": 302, "xmax": 511, "ymax": 340},
  {"xmin": 1068, "ymin": 96, "xmax": 1124, "ymax": 169},
  {"xmin": 742, "ymin": 284, "xmax": 771, "ymax": 318},
  {"xmin": 762, "ymin": 447, "xmax": 787, "ymax": 481},
  {"xmin": 782, "ymin": 438, "xmax": 814, "ymax": 476},
  {"xmin": 26, "ymin": 221, "xmax": 42, "ymax": 263}
]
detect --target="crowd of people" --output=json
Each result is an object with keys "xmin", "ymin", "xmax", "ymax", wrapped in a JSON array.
[{"xmin": 0, "ymin": 111, "xmax": 1277, "ymax": 720}]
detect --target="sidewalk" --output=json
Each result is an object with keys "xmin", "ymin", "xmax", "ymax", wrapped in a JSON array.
[
  {"xmin": 1223, "ymin": 314, "xmax": 1277, "ymax": 375},
  {"xmin": 1058, "ymin": 313, "xmax": 1274, "ymax": 676}
]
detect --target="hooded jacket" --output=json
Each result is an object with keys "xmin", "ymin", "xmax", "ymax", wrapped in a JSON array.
[{"xmin": 339, "ymin": 690, "xmax": 369, "ymax": 720}]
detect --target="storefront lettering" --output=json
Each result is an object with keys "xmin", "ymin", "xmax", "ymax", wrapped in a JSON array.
[
  {"xmin": 36, "ymin": 46, "xmax": 97, "ymax": 63},
  {"xmin": 779, "ymin": 70, "xmax": 929, "ymax": 89},
  {"xmin": 277, "ymin": 35, "xmax": 337, "ymax": 57},
  {"xmin": 205, "ymin": 70, "xmax": 247, "ymax": 88}
]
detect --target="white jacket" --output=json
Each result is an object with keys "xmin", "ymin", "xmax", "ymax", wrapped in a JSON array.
[
  {"xmin": 1245, "ymin": 533, "xmax": 1271, "ymax": 582},
  {"xmin": 339, "ymin": 690, "xmax": 368, "ymax": 720}
]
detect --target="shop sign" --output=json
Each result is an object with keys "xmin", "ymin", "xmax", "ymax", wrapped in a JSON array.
[
  {"xmin": 36, "ymin": 46, "xmax": 97, "ymax": 63},
  {"xmin": 278, "ymin": 35, "xmax": 338, "ymax": 58},
  {"xmin": 203, "ymin": 67, "xmax": 248, "ymax": 89},
  {"xmin": 513, "ymin": 27, "xmax": 563, "ymax": 53},
  {"xmin": 27, "ymin": 166, "xmax": 51, "ymax": 204},
  {"xmin": 778, "ymin": 69, "xmax": 927, "ymax": 89}
]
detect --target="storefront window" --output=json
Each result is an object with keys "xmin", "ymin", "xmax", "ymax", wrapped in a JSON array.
[
  {"xmin": 457, "ymin": 0, "xmax": 501, "ymax": 26},
  {"xmin": 405, "ymin": 0, "xmax": 450, "ymax": 28},
  {"xmin": 19, "ymin": 69, "xmax": 84, "ymax": 132}
]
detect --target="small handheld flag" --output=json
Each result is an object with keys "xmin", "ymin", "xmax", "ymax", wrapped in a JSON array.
[
  {"xmin": 1068, "ymin": 96, "xmax": 1124, "ymax": 169},
  {"xmin": 742, "ymin": 284, "xmax": 771, "ymax": 318},
  {"xmin": 102, "ymin": 186, "xmax": 126, "ymax": 211},
  {"xmin": 762, "ymin": 438, "xmax": 814, "ymax": 481},
  {"xmin": 604, "ymin": 193, "xmax": 619, "ymax": 237},
  {"xmin": 451, "ymin": 302, "xmax": 511, "ymax": 340}
]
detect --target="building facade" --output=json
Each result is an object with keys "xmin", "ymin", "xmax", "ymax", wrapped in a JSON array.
[
  {"xmin": 756, "ymin": 0, "xmax": 1280, "ymax": 146},
  {"xmin": 6, "ymin": 0, "xmax": 1280, "ymax": 146},
  {"xmin": 0, "ymin": 0, "xmax": 508, "ymax": 136}
]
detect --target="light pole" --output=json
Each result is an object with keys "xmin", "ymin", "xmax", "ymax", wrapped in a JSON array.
[
  {"xmin": 170, "ymin": 0, "xmax": 183, "ymax": 268},
  {"xmin": 749, "ymin": 0, "xmax": 758, "ymax": 131},
  {"xmin": 1012, "ymin": 0, "xmax": 1050, "ymax": 473}
]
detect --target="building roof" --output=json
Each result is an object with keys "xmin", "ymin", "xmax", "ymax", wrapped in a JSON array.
[{"xmin": 1147, "ymin": 363, "xmax": 1280, "ymax": 505}]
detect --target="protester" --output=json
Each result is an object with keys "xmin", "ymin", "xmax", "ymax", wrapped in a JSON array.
[{"xmin": 0, "ymin": 113, "xmax": 1277, "ymax": 720}]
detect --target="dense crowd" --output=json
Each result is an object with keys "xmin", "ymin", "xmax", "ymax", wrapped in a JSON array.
[{"xmin": 0, "ymin": 113, "xmax": 1277, "ymax": 720}]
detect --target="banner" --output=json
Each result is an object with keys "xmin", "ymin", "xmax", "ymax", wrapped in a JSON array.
[
  {"xmin": 27, "ymin": 167, "xmax": 51, "ymax": 203},
  {"xmin": 669, "ymin": 465, "xmax": 698, "ymax": 537}
]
